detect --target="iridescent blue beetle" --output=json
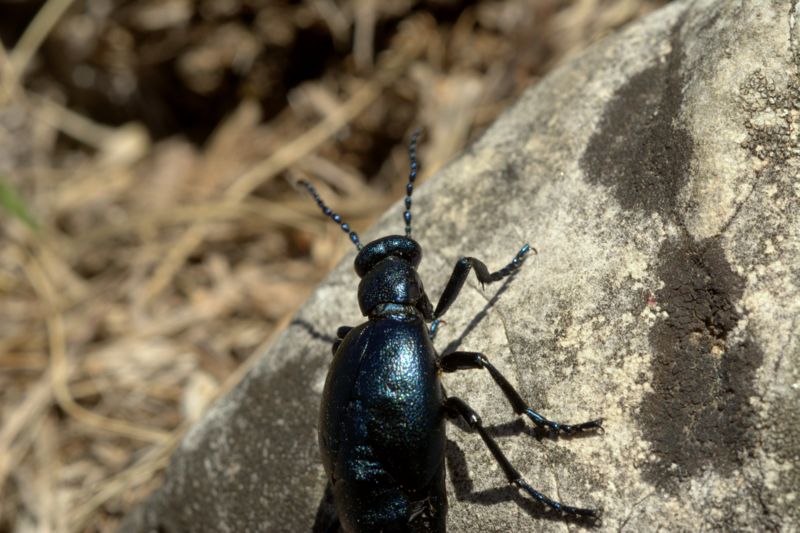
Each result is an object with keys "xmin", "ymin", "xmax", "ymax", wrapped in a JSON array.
[{"xmin": 300, "ymin": 130, "xmax": 602, "ymax": 532}]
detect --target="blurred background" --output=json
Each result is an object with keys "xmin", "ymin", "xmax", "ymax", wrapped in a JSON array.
[{"xmin": 0, "ymin": 0, "xmax": 666, "ymax": 531}]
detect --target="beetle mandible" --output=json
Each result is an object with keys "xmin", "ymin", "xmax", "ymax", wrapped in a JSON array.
[{"xmin": 299, "ymin": 130, "xmax": 602, "ymax": 532}]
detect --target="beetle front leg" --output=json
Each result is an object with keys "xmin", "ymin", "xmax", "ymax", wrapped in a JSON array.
[
  {"xmin": 440, "ymin": 352, "xmax": 602, "ymax": 435},
  {"xmin": 331, "ymin": 326, "xmax": 353, "ymax": 356},
  {"xmin": 433, "ymin": 244, "xmax": 532, "ymax": 319},
  {"xmin": 444, "ymin": 396, "xmax": 600, "ymax": 519}
]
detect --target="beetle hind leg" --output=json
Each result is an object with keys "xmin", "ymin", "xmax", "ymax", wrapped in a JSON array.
[{"xmin": 444, "ymin": 396, "xmax": 600, "ymax": 520}]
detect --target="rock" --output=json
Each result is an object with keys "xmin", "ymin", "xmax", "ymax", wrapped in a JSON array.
[{"xmin": 122, "ymin": 0, "xmax": 800, "ymax": 531}]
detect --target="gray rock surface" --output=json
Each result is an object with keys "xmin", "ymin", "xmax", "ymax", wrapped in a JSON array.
[{"xmin": 122, "ymin": 0, "xmax": 800, "ymax": 531}]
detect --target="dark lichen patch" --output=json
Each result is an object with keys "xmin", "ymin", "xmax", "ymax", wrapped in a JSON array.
[
  {"xmin": 580, "ymin": 23, "xmax": 693, "ymax": 218},
  {"xmin": 640, "ymin": 236, "xmax": 762, "ymax": 488},
  {"xmin": 467, "ymin": 158, "xmax": 528, "ymax": 229},
  {"xmin": 738, "ymin": 69, "xmax": 800, "ymax": 165}
]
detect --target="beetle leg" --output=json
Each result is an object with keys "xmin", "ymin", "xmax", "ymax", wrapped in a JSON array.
[
  {"xmin": 332, "ymin": 326, "xmax": 353, "ymax": 356},
  {"xmin": 322, "ymin": 517, "xmax": 340, "ymax": 533},
  {"xmin": 433, "ymin": 244, "xmax": 532, "ymax": 319},
  {"xmin": 440, "ymin": 351, "xmax": 602, "ymax": 435},
  {"xmin": 444, "ymin": 396, "xmax": 600, "ymax": 519},
  {"xmin": 428, "ymin": 318, "xmax": 445, "ymax": 341}
]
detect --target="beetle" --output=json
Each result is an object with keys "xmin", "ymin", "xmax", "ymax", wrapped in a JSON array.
[{"xmin": 299, "ymin": 130, "xmax": 602, "ymax": 532}]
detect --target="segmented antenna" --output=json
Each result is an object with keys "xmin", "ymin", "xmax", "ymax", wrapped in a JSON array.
[
  {"xmin": 403, "ymin": 128, "xmax": 422, "ymax": 237},
  {"xmin": 298, "ymin": 180, "xmax": 362, "ymax": 250}
]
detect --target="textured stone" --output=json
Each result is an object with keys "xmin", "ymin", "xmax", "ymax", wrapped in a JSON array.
[{"xmin": 123, "ymin": 0, "xmax": 800, "ymax": 531}]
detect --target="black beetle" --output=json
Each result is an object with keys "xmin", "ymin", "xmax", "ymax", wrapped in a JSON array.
[{"xmin": 299, "ymin": 131, "xmax": 602, "ymax": 532}]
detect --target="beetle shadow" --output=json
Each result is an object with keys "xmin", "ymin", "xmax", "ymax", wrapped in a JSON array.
[
  {"xmin": 292, "ymin": 318, "xmax": 337, "ymax": 346},
  {"xmin": 445, "ymin": 437, "xmax": 601, "ymax": 528},
  {"xmin": 438, "ymin": 272, "xmax": 517, "ymax": 355},
  {"xmin": 311, "ymin": 482, "xmax": 340, "ymax": 533},
  {"xmin": 295, "ymin": 316, "xmax": 338, "ymax": 532}
]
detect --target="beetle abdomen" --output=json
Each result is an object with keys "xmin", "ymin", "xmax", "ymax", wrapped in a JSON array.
[
  {"xmin": 319, "ymin": 318, "xmax": 447, "ymax": 532},
  {"xmin": 331, "ymin": 435, "xmax": 447, "ymax": 532}
]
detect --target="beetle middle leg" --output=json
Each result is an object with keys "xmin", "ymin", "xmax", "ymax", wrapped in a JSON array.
[
  {"xmin": 440, "ymin": 352, "xmax": 602, "ymax": 435},
  {"xmin": 433, "ymin": 244, "xmax": 532, "ymax": 319},
  {"xmin": 444, "ymin": 396, "xmax": 600, "ymax": 519}
]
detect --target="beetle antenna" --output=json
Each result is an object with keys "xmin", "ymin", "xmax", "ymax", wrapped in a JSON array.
[
  {"xmin": 298, "ymin": 180, "xmax": 362, "ymax": 250},
  {"xmin": 403, "ymin": 128, "xmax": 422, "ymax": 237}
]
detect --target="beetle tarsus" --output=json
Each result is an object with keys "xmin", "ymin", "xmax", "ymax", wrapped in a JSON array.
[
  {"xmin": 524, "ymin": 409, "xmax": 604, "ymax": 435},
  {"xmin": 514, "ymin": 479, "xmax": 600, "ymax": 519}
]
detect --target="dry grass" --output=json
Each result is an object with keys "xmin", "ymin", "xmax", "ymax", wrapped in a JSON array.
[{"xmin": 0, "ymin": 1, "xmax": 665, "ymax": 531}]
